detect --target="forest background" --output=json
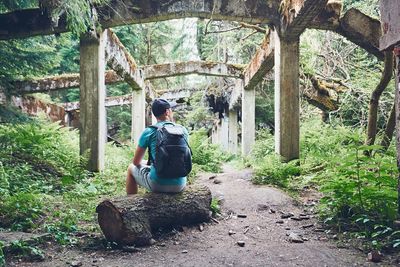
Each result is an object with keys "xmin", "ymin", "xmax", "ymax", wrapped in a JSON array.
[{"xmin": 0, "ymin": 0, "xmax": 399, "ymax": 264}]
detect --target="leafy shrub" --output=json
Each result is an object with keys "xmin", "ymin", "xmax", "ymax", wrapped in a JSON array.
[
  {"xmin": 0, "ymin": 117, "xmax": 91, "ymax": 231},
  {"xmin": 0, "ymin": 193, "xmax": 44, "ymax": 231},
  {"xmin": 189, "ymin": 129, "xmax": 224, "ymax": 173},
  {"xmin": 252, "ymin": 155, "xmax": 300, "ymax": 188},
  {"xmin": 44, "ymin": 208, "xmax": 78, "ymax": 245},
  {"xmin": 0, "ymin": 118, "xmax": 88, "ymax": 193},
  {"xmin": 210, "ymin": 198, "xmax": 221, "ymax": 216},
  {"xmin": 319, "ymin": 144, "xmax": 398, "ymax": 249},
  {"xmin": 249, "ymin": 130, "xmax": 300, "ymax": 188}
]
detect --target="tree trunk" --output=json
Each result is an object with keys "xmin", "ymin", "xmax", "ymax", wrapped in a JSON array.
[
  {"xmin": 96, "ymin": 186, "xmax": 212, "ymax": 246},
  {"xmin": 365, "ymin": 51, "xmax": 394, "ymax": 150},
  {"xmin": 380, "ymin": 102, "xmax": 396, "ymax": 150},
  {"xmin": 395, "ymin": 49, "xmax": 400, "ymax": 217}
]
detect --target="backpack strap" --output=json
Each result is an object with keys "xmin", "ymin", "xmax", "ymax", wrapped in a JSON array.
[
  {"xmin": 146, "ymin": 125, "xmax": 159, "ymax": 166},
  {"xmin": 146, "ymin": 123, "xmax": 173, "ymax": 165}
]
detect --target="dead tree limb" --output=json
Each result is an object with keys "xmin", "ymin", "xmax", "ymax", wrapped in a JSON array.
[
  {"xmin": 380, "ymin": 102, "xmax": 396, "ymax": 151},
  {"xmin": 302, "ymin": 74, "xmax": 347, "ymax": 121},
  {"xmin": 365, "ymin": 51, "xmax": 394, "ymax": 149}
]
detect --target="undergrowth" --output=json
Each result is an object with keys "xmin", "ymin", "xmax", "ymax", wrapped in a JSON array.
[
  {"xmin": 0, "ymin": 113, "xmax": 225, "ymax": 262},
  {"xmin": 188, "ymin": 128, "xmax": 228, "ymax": 182},
  {"xmin": 249, "ymin": 119, "xmax": 399, "ymax": 251}
]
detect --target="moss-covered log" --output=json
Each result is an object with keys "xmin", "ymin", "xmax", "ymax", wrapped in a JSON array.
[{"xmin": 96, "ymin": 186, "xmax": 212, "ymax": 246}]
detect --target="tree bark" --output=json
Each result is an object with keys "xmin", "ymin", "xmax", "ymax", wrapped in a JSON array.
[
  {"xmin": 380, "ymin": 102, "xmax": 396, "ymax": 150},
  {"xmin": 96, "ymin": 186, "xmax": 212, "ymax": 246},
  {"xmin": 395, "ymin": 49, "xmax": 400, "ymax": 217},
  {"xmin": 365, "ymin": 51, "xmax": 394, "ymax": 150}
]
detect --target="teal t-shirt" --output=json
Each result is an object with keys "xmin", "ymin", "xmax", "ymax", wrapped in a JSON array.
[{"xmin": 138, "ymin": 121, "xmax": 188, "ymax": 185}]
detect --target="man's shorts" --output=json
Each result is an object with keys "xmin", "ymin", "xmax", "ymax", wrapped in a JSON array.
[{"xmin": 129, "ymin": 163, "xmax": 185, "ymax": 193}]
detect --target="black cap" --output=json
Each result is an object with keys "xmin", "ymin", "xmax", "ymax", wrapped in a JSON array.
[{"xmin": 151, "ymin": 98, "xmax": 176, "ymax": 117}]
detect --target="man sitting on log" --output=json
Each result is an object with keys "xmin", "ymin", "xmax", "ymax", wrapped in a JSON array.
[{"xmin": 126, "ymin": 98, "xmax": 192, "ymax": 194}]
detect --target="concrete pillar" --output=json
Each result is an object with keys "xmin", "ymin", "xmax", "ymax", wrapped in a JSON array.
[
  {"xmin": 228, "ymin": 109, "xmax": 238, "ymax": 154},
  {"xmin": 132, "ymin": 89, "xmax": 146, "ymax": 145},
  {"xmin": 79, "ymin": 32, "xmax": 106, "ymax": 172},
  {"xmin": 241, "ymin": 80, "xmax": 255, "ymax": 156},
  {"xmin": 211, "ymin": 120, "xmax": 219, "ymax": 145},
  {"xmin": 274, "ymin": 31, "xmax": 300, "ymax": 161},
  {"xmin": 220, "ymin": 116, "xmax": 229, "ymax": 151}
]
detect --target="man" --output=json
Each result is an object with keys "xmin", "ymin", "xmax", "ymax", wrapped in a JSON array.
[{"xmin": 126, "ymin": 98, "xmax": 189, "ymax": 194}]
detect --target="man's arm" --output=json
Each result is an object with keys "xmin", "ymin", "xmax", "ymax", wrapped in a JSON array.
[{"xmin": 133, "ymin": 146, "xmax": 146, "ymax": 166}]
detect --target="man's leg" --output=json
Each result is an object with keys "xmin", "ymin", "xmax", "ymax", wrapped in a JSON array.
[{"xmin": 126, "ymin": 166, "xmax": 138, "ymax": 195}]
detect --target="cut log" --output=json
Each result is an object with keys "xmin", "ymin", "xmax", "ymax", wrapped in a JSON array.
[{"xmin": 96, "ymin": 186, "xmax": 212, "ymax": 246}]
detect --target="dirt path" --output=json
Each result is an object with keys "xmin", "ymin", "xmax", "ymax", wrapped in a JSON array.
[{"xmin": 10, "ymin": 165, "xmax": 383, "ymax": 266}]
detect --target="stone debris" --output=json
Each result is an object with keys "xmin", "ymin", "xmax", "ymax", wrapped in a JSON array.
[
  {"xmin": 237, "ymin": 214, "xmax": 247, "ymax": 218},
  {"xmin": 256, "ymin": 204, "xmax": 269, "ymax": 211},
  {"xmin": 314, "ymin": 228, "xmax": 325, "ymax": 233},
  {"xmin": 302, "ymin": 224, "xmax": 314, "ymax": 229},
  {"xmin": 367, "ymin": 250, "xmax": 382, "ymax": 262},
  {"xmin": 269, "ymin": 208, "xmax": 276, "ymax": 214},
  {"xmin": 237, "ymin": 241, "xmax": 245, "ymax": 247},
  {"xmin": 199, "ymin": 224, "xmax": 204, "ymax": 232},
  {"xmin": 70, "ymin": 261, "xmax": 82, "ymax": 267},
  {"xmin": 288, "ymin": 233, "xmax": 304, "ymax": 243},
  {"xmin": 228, "ymin": 230, "xmax": 236, "ymax": 235},
  {"xmin": 281, "ymin": 212, "xmax": 295, "ymax": 219},
  {"xmin": 182, "ymin": 250, "xmax": 188, "ymax": 254},
  {"xmin": 276, "ymin": 220, "xmax": 284, "ymax": 224},
  {"xmin": 209, "ymin": 175, "xmax": 217, "ymax": 179},
  {"xmin": 299, "ymin": 215, "xmax": 311, "ymax": 220},
  {"xmin": 213, "ymin": 179, "xmax": 222, "ymax": 184}
]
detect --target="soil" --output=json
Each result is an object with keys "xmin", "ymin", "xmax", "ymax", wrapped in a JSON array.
[{"xmin": 6, "ymin": 164, "xmax": 397, "ymax": 266}]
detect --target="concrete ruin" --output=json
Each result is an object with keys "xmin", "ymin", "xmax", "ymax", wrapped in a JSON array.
[{"xmin": 1, "ymin": 0, "xmax": 389, "ymax": 170}]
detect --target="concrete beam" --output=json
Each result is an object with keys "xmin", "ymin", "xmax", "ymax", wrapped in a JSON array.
[
  {"xmin": 0, "ymin": 0, "xmax": 280, "ymax": 40},
  {"xmin": 274, "ymin": 31, "xmax": 300, "ymax": 161},
  {"xmin": 159, "ymin": 88, "xmax": 201, "ymax": 100},
  {"xmin": 144, "ymin": 61, "xmax": 244, "ymax": 80},
  {"xmin": 309, "ymin": 8, "xmax": 383, "ymax": 60},
  {"xmin": 79, "ymin": 32, "xmax": 107, "ymax": 172},
  {"xmin": 243, "ymin": 32, "xmax": 274, "ymax": 90},
  {"xmin": 11, "ymin": 71, "xmax": 122, "ymax": 94},
  {"xmin": 63, "ymin": 87, "xmax": 200, "ymax": 112},
  {"xmin": 64, "ymin": 94, "xmax": 133, "ymax": 111},
  {"xmin": 104, "ymin": 29, "xmax": 144, "ymax": 90},
  {"xmin": 280, "ymin": 0, "xmax": 329, "ymax": 40}
]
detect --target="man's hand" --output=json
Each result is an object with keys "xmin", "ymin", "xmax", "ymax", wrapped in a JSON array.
[{"xmin": 133, "ymin": 146, "xmax": 146, "ymax": 166}]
